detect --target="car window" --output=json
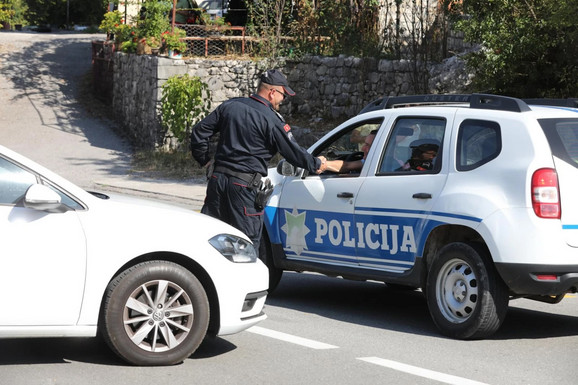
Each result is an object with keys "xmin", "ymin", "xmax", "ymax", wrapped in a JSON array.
[
  {"xmin": 456, "ymin": 119, "xmax": 501, "ymax": 171},
  {"xmin": 0, "ymin": 156, "xmax": 84, "ymax": 209},
  {"xmin": 315, "ymin": 118, "xmax": 384, "ymax": 175},
  {"xmin": 0, "ymin": 156, "xmax": 38, "ymax": 205},
  {"xmin": 539, "ymin": 118, "xmax": 578, "ymax": 169},
  {"xmin": 43, "ymin": 180, "xmax": 85, "ymax": 210},
  {"xmin": 378, "ymin": 117, "xmax": 446, "ymax": 173}
]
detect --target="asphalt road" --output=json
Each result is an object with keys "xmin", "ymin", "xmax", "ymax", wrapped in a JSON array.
[
  {"xmin": 0, "ymin": 272, "xmax": 577, "ymax": 385},
  {"xmin": 1, "ymin": 31, "xmax": 578, "ymax": 385},
  {"xmin": 0, "ymin": 30, "xmax": 132, "ymax": 189}
]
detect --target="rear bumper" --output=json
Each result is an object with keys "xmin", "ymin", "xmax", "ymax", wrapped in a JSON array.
[{"xmin": 496, "ymin": 263, "xmax": 578, "ymax": 296}]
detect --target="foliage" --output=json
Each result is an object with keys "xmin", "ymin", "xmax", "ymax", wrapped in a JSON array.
[
  {"xmin": 160, "ymin": 75, "xmax": 211, "ymax": 145},
  {"xmin": 114, "ymin": 23, "xmax": 136, "ymax": 45},
  {"xmin": 121, "ymin": 39, "xmax": 137, "ymax": 53},
  {"xmin": 200, "ymin": 11, "xmax": 227, "ymax": 26},
  {"xmin": 12, "ymin": 0, "xmax": 26, "ymax": 24},
  {"xmin": 142, "ymin": 35, "xmax": 160, "ymax": 49},
  {"xmin": 25, "ymin": 0, "xmax": 108, "ymax": 27},
  {"xmin": 161, "ymin": 28, "xmax": 186, "ymax": 53},
  {"xmin": 0, "ymin": 1, "xmax": 15, "ymax": 23},
  {"xmin": 315, "ymin": 0, "xmax": 382, "ymax": 57},
  {"xmin": 99, "ymin": 10, "xmax": 123, "ymax": 35},
  {"xmin": 453, "ymin": 0, "xmax": 578, "ymax": 98},
  {"xmin": 137, "ymin": 0, "xmax": 171, "ymax": 39},
  {"xmin": 245, "ymin": 0, "xmax": 290, "ymax": 58},
  {"xmin": 132, "ymin": 150, "xmax": 203, "ymax": 179},
  {"xmin": 0, "ymin": 0, "xmax": 26, "ymax": 25},
  {"xmin": 244, "ymin": 0, "xmax": 385, "ymax": 58},
  {"xmin": 100, "ymin": 1, "xmax": 187, "ymax": 56}
]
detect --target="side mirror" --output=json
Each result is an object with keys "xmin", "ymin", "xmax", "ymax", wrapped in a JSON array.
[
  {"xmin": 24, "ymin": 184, "xmax": 68, "ymax": 212},
  {"xmin": 276, "ymin": 159, "xmax": 296, "ymax": 176}
]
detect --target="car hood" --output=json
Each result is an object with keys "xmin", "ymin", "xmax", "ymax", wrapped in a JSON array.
[
  {"xmin": 90, "ymin": 191, "xmax": 195, "ymax": 213},
  {"xmin": 81, "ymin": 190, "xmax": 250, "ymax": 245}
]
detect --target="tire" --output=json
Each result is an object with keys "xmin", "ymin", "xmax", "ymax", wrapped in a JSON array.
[
  {"xmin": 426, "ymin": 242, "xmax": 509, "ymax": 339},
  {"xmin": 259, "ymin": 233, "xmax": 283, "ymax": 293},
  {"xmin": 101, "ymin": 261, "xmax": 209, "ymax": 366}
]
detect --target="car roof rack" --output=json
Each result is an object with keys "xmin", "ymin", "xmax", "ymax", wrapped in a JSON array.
[
  {"xmin": 522, "ymin": 98, "xmax": 578, "ymax": 108},
  {"xmin": 359, "ymin": 94, "xmax": 471, "ymax": 114},
  {"xmin": 358, "ymin": 93, "xmax": 532, "ymax": 114}
]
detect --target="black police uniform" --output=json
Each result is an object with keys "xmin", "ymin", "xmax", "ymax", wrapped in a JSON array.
[{"xmin": 190, "ymin": 93, "xmax": 321, "ymax": 253}]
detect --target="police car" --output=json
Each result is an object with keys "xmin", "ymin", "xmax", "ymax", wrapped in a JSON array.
[{"xmin": 260, "ymin": 94, "xmax": 578, "ymax": 339}]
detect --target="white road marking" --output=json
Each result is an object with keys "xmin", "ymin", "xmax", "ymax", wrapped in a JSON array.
[
  {"xmin": 247, "ymin": 326, "xmax": 339, "ymax": 350},
  {"xmin": 358, "ymin": 357, "xmax": 489, "ymax": 385}
]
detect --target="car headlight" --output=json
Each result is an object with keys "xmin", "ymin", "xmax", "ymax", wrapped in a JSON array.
[{"xmin": 209, "ymin": 234, "xmax": 257, "ymax": 263}]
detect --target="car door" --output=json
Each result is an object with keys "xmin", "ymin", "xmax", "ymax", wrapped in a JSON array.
[
  {"xmin": 353, "ymin": 113, "xmax": 453, "ymax": 272},
  {"xmin": 0, "ymin": 156, "xmax": 87, "ymax": 326},
  {"xmin": 275, "ymin": 118, "xmax": 385, "ymax": 268}
]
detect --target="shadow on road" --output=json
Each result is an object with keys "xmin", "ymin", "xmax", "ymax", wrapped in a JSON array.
[
  {"xmin": 267, "ymin": 271, "xmax": 578, "ymax": 340},
  {"xmin": 0, "ymin": 33, "xmax": 132, "ymax": 180},
  {"xmin": 0, "ymin": 334, "xmax": 238, "ymax": 366}
]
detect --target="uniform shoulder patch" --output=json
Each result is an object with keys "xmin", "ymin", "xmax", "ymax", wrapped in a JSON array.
[{"xmin": 283, "ymin": 124, "xmax": 291, "ymax": 133}]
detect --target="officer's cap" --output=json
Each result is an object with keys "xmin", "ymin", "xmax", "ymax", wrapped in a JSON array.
[
  {"xmin": 260, "ymin": 69, "xmax": 295, "ymax": 96},
  {"xmin": 410, "ymin": 138, "xmax": 440, "ymax": 151}
]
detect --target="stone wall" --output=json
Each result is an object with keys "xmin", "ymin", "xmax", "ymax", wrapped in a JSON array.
[{"xmin": 112, "ymin": 53, "xmax": 470, "ymax": 149}]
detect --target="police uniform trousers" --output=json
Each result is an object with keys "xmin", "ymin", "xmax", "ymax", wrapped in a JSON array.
[{"xmin": 201, "ymin": 171, "xmax": 263, "ymax": 253}]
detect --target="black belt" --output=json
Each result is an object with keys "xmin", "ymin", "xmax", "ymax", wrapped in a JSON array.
[{"xmin": 213, "ymin": 166, "xmax": 262, "ymax": 188}]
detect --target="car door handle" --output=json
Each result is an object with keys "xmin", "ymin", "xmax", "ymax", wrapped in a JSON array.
[
  {"xmin": 413, "ymin": 193, "xmax": 432, "ymax": 199},
  {"xmin": 337, "ymin": 192, "xmax": 354, "ymax": 198}
]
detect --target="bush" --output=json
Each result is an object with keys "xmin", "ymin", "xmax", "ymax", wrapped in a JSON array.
[{"xmin": 160, "ymin": 75, "xmax": 211, "ymax": 147}]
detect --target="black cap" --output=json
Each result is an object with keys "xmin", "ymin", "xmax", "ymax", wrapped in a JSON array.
[
  {"xmin": 410, "ymin": 139, "xmax": 440, "ymax": 151},
  {"xmin": 260, "ymin": 69, "xmax": 295, "ymax": 96}
]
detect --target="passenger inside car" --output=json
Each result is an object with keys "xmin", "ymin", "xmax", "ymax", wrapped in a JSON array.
[{"xmin": 398, "ymin": 139, "xmax": 440, "ymax": 171}]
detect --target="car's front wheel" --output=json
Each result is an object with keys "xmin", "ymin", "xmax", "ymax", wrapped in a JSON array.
[
  {"xmin": 259, "ymin": 232, "xmax": 283, "ymax": 293},
  {"xmin": 426, "ymin": 242, "xmax": 509, "ymax": 339},
  {"xmin": 101, "ymin": 261, "xmax": 209, "ymax": 366}
]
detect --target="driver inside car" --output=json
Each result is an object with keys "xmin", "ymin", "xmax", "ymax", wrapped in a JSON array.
[{"xmin": 324, "ymin": 130, "xmax": 378, "ymax": 173}]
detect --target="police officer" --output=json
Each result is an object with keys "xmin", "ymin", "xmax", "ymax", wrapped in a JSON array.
[{"xmin": 190, "ymin": 69, "xmax": 327, "ymax": 253}]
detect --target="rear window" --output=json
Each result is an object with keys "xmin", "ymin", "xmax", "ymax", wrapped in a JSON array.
[
  {"xmin": 456, "ymin": 119, "xmax": 501, "ymax": 171},
  {"xmin": 539, "ymin": 119, "xmax": 578, "ymax": 168}
]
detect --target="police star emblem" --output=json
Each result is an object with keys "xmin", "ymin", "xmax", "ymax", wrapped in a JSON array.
[{"xmin": 281, "ymin": 208, "xmax": 310, "ymax": 255}]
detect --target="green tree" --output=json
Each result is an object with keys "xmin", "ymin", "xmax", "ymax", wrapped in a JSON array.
[
  {"xmin": 454, "ymin": 0, "xmax": 578, "ymax": 98},
  {"xmin": 24, "ymin": 0, "xmax": 107, "ymax": 27}
]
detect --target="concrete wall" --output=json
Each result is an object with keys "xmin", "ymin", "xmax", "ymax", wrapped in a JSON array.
[{"xmin": 112, "ymin": 53, "xmax": 470, "ymax": 149}]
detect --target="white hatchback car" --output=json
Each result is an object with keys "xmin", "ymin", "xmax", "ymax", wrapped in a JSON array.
[
  {"xmin": 261, "ymin": 94, "xmax": 578, "ymax": 339},
  {"xmin": 0, "ymin": 145, "xmax": 268, "ymax": 366}
]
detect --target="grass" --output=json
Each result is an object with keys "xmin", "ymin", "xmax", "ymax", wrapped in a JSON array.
[{"xmin": 132, "ymin": 150, "xmax": 206, "ymax": 180}]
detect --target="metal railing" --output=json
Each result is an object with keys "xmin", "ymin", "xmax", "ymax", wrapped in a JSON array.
[{"xmin": 175, "ymin": 24, "xmax": 248, "ymax": 57}]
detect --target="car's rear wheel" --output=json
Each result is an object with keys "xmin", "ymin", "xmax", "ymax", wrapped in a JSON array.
[
  {"xmin": 426, "ymin": 242, "xmax": 509, "ymax": 339},
  {"xmin": 101, "ymin": 261, "xmax": 209, "ymax": 366}
]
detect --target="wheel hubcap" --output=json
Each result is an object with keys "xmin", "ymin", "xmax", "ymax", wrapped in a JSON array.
[
  {"xmin": 452, "ymin": 280, "xmax": 467, "ymax": 302},
  {"xmin": 436, "ymin": 259, "xmax": 478, "ymax": 323},
  {"xmin": 123, "ymin": 279, "xmax": 194, "ymax": 352}
]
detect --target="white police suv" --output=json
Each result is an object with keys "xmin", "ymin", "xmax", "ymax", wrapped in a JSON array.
[{"xmin": 260, "ymin": 94, "xmax": 578, "ymax": 339}]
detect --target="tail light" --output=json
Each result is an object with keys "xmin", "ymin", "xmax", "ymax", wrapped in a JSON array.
[{"xmin": 531, "ymin": 168, "xmax": 560, "ymax": 219}]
